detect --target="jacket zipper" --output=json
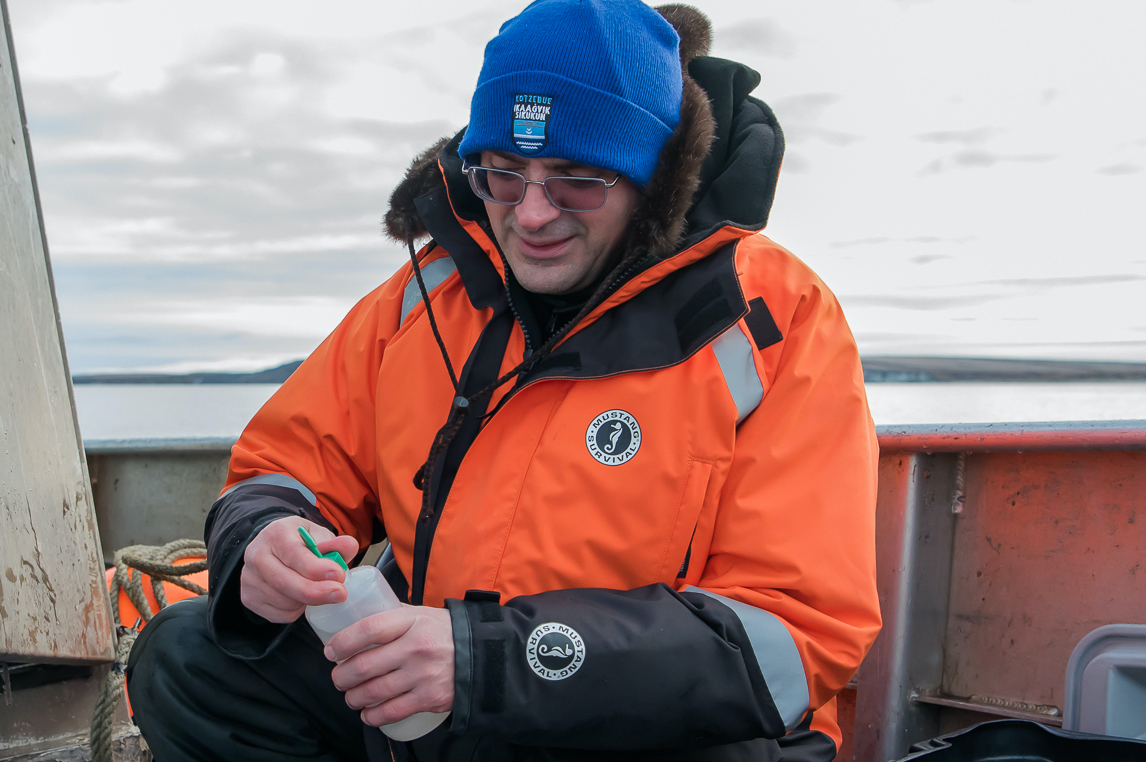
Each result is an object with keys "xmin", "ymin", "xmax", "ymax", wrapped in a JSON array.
[
  {"xmin": 409, "ymin": 254, "xmax": 651, "ymax": 603},
  {"xmin": 409, "ymin": 308, "xmax": 515, "ymax": 604}
]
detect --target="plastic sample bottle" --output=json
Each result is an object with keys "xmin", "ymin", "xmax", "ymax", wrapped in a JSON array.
[{"xmin": 298, "ymin": 527, "xmax": 450, "ymax": 742}]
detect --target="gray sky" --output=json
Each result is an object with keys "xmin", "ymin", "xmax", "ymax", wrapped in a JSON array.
[{"xmin": 9, "ymin": 0, "xmax": 1146, "ymax": 373}]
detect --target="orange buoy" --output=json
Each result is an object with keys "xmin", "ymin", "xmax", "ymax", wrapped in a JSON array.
[{"xmin": 105, "ymin": 555, "xmax": 209, "ymax": 629}]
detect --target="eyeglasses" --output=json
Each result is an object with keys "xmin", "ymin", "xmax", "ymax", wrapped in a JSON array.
[{"xmin": 462, "ymin": 161, "xmax": 621, "ymax": 213}]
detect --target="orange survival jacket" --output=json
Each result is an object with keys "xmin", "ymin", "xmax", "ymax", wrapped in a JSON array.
[{"xmin": 204, "ymin": 62, "xmax": 880, "ymax": 761}]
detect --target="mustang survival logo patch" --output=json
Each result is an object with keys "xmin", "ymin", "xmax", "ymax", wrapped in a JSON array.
[
  {"xmin": 585, "ymin": 409, "xmax": 641, "ymax": 466},
  {"xmin": 526, "ymin": 622, "xmax": 586, "ymax": 681},
  {"xmin": 512, "ymin": 94, "xmax": 552, "ymax": 155}
]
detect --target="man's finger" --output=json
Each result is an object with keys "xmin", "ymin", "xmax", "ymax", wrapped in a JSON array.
[
  {"xmin": 329, "ymin": 638, "xmax": 405, "ymax": 690},
  {"xmin": 317, "ymin": 534, "xmax": 360, "ymax": 567},
  {"xmin": 325, "ymin": 608, "xmax": 414, "ymax": 663},
  {"xmin": 342, "ymin": 668, "xmax": 416, "ymax": 711},
  {"xmin": 360, "ymin": 691, "xmax": 422, "ymax": 728},
  {"xmin": 259, "ymin": 553, "xmax": 348, "ymax": 607},
  {"xmin": 238, "ymin": 567, "xmax": 305, "ymax": 622},
  {"xmin": 242, "ymin": 577, "xmax": 306, "ymax": 614},
  {"xmin": 250, "ymin": 599, "xmax": 305, "ymax": 624},
  {"xmin": 275, "ymin": 532, "xmax": 351, "ymax": 583}
]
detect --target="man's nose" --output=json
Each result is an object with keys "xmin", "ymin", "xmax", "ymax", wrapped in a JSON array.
[{"xmin": 514, "ymin": 181, "xmax": 561, "ymax": 230}]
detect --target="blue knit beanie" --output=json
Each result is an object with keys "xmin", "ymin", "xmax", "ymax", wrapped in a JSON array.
[{"xmin": 457, "ymin": 0, "xmax": 682, "ymax": 188}]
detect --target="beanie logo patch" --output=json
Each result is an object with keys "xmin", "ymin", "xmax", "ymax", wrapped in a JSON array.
[{"xmin": 512, "ymin": 94, "xmax": 552, "ymax": 155}]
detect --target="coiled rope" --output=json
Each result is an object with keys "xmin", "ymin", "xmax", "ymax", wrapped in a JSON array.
[{"xmin": 91, "ymin": 539, "xmax": 207, "ymax": 762}]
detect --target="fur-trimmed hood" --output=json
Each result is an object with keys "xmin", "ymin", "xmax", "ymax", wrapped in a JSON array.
[
  {"xmin": 383, "ymin": 4, "xmax": 784, "ymax": 269},
  {"xmin": 381, "ymin": 5, "xmax": 786, "ymax": 535}
]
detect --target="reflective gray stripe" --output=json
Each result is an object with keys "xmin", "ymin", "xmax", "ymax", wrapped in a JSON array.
[
  {"xmin": 690, "ymin": 587, "xmax": 810, "ymax": 730},
  {"xmin": 222, "ymin": 474, "xmax": 317, "ymax": 507},
  {"xmin": 401, "ymin": 256, "xmax": 458, "ymax": 324},
  {"xmin": 711, "ymin": 324, "xmax": 764, "ymax": 423},
  {"xmin": 374, "ymin": 543, "xmax": 394, "ymax": 571}
]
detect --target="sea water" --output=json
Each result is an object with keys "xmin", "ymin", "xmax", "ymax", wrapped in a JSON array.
[{"xmin": 73, "ymin": 382, "xmax": 1146, "ymax": 442}]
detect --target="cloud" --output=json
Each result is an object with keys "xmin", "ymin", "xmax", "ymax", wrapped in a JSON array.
[
  {"xmin": 966, "ymin": 274, "xmax": 1146, "ymax": 289},
  {"xmin": 916, "ymin": 127, "xmax": 996, "ymax": 145},
  {"xmin": 798, "ymin": 128, "xmax": 863, "ymax": 146},
  {"xmin": 1097, "ymin": 162, "xmax": 1142, "ymax": 176},
  {"xmin": 713, "ymin": 18, "xmax": 797, "ymax": 58},
  {"xmin": 830, "ymin": 237, "xmax": 890, "ymax": 248},
  {"xmin": 34, "ymin": 137, "xmax": 183, "ymax": 163},
  {"xmin": 778, "ymin": 152, "xmax": 810, "ymax": 174},
  {"xmin": 773, "ymin": 93, "xmax": 841, "ymax": 123},
  {"xmin": 830, "ymin": 235, "xmax": 975, "ymax": 249},
  {"xmin": 920, "ymin": 150, "xmax": 1057, "ymax": 175},
  {"xmin": 771, "ymin": 93, "xmax": 861, "ymax": 147},
  {"xmin": 25, "ymin": 28, "xmax": 460, "ymax": 270},
  {"xmin": 851, "ymin": 331, "xmax": 949, "ymax": 345},
  {"xmin": 841, "ymin": 294, "xmax": 1002, "ymax": 311},
  {"xmin": 110, "ymin": 296, "xmax": 356, "ymax": 338}
]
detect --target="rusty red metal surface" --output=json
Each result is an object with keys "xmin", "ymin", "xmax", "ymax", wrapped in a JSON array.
[
  {"xmin": 877, "ymin": 421, "xmax": 1146, "ymax": 453},
  {"xmin": 943, "ymin": 449, "xmax": 1146, "ymax": 707}
]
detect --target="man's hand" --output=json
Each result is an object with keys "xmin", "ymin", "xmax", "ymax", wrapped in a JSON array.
[
  {"xmin": 240, "ymin": 516, "xmax": 359, "ymax": 623},
  {"xmin": 326, "ymin": 606, "xmax": 455, "ymax": 727}
]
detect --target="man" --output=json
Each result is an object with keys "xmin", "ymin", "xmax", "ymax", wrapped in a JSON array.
[{"xmin": 127, "ymin": 2, "xmax": 881, "ymax": 760}]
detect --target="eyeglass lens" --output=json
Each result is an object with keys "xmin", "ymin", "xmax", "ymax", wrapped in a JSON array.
[{"xmin": 468, "ymin": 167, "xmax": 608, "ymax": 212}]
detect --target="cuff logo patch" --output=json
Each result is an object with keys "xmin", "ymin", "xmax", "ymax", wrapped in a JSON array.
[
  {"xmin": 526, "ymin": 623, "xmax": 585, "ymax": 681},
  {"xmin": 586, "ymin": 409, "xmax": 641, "ymax": 466}
]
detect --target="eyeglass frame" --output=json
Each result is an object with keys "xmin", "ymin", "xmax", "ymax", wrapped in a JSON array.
[{"xmin": 461, "ymin": 160, "xmax": 622, "ymax": 213}]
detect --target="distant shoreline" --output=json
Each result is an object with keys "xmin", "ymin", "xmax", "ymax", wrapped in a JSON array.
[
  {"xmin": 71, "ymin": 357, "xmax": 1146, "ymax": 385},
  {"xmin": 73, "ymin": 360, "xmax": 303, "ymax": 385},
  {"xmin": 860, "ymin": 357, "xmax": 1146, "ymax": 382}
]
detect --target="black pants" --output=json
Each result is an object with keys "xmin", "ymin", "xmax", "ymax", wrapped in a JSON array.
[
  {"xmin": 127, "ymin": 597, "xmax": 827, "ymax": 762},
  {"xmin": 126, "ymin": 596, "xmax": 372, "ymax": 762}
]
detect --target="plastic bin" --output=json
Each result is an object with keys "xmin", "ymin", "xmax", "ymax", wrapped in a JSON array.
[
  {"xmin": 895, "ymin": 719, "xmax": 1146, "ymax": 761},
  {"xmin": 1063, "ymin": 623, "xmax": 1146, "ymax": 741}
]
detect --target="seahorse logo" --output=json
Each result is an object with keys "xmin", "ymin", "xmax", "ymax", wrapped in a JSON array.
[
  {"xmin": 603, "ymin": 422, "xmax": 623, "ymax": 454},
  {"xmin": 585, "ymin": 410, "xmax": 641, "ymax": 466}
]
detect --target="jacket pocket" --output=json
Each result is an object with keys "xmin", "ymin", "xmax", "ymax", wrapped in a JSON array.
[{"xmin": 656, "ymin": 459, "xmax": 714, "ymax": 583}]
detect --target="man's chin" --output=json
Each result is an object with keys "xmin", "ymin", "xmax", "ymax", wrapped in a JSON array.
[
  {"xmin": 507, "ymin": 254, "xmax": 585, "ymax": 295},
  {"xmin": 515, "ymin": 272, "xmax": 581, "ymax": 295}
]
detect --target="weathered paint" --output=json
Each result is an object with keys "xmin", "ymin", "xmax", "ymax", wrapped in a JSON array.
[
  {"xmin": 943, "ymin": 450, "xmax": 1146, "ymax": 708},
  {"xmin": 845, "ymin": 426, "xmax": 1146, "ymax": 760},
  {"xmin": 0, "ymin": 2, "xmax": 113, "ymax": 664}
]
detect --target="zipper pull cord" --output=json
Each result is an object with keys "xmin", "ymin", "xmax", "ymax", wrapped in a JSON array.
[
  {"xmin": 407, "ymin": 234, "xmax": 460, "ymax": 391},
  {"xmin": 406, "ymin": 233, "xmax": 473, "ymax": 522}
]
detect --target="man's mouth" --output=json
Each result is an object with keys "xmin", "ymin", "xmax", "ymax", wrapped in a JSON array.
[{"xmin": 517, "ymin": 235, "xmax": 574, "ymax": 259}]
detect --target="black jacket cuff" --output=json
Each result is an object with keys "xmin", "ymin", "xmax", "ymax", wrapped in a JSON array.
[{"xmin": 203, "ymin": 484, "xmax": 335, "ymax": 659}]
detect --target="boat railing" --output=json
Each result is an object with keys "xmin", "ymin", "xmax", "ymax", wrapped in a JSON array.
[{"xmin": 79, "ymin": 421, "xmax": 1146, "ymax": 761}]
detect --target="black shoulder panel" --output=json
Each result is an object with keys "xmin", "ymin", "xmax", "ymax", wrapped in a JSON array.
[
  {"xmin": 530, "ymin": 242, "xmax": 746, "ymax": 383},
  {"xmin": 744, "ymin": 297, "xmax": 784, "ymax": 350},
  {"xmin": 675, "ymin": 277, "xmax": 736, "ymax": 354}
]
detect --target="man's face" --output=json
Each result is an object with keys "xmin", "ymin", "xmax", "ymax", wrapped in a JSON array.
[{"xmin": 480, "ymin": 151, "xmax": 641, "ymax": 295}]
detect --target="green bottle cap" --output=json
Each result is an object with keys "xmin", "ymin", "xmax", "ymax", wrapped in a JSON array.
[{"xmin": 298, "ymin": 526, "xmax": 349, "ymax": 572}]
